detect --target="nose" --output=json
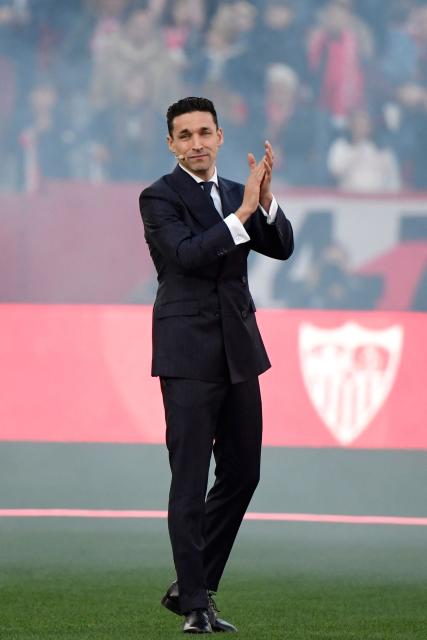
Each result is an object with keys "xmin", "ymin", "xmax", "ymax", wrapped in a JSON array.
[{"xmin": 192, "ymin": 135, "xmax": 203, "ymax": 150}]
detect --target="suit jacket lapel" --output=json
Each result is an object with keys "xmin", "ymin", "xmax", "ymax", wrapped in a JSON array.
[
  {"xmin": 218, "ymin": 176, "xmax": 252, "ymax": 239},
  {"xmin": 167, "ymin": 165, "xmax": 222, "ymax": 230},
  {"xmin": 218, "ymin": 177, "xmax": 241, "ymax": 218}
]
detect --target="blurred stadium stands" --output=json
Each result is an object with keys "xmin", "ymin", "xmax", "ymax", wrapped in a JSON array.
[{"xmin": 1, "ymin": 0, "xmax": 427, "ymax": 311}]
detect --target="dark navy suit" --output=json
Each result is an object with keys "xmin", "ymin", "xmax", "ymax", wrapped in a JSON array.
[{"xmin": 139, "ymin": 164, "xmax": 293, "ymax": 613}]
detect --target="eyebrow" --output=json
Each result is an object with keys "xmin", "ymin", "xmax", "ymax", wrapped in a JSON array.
[{"xmin": 177, "ymin": 126, "xmax": 213, "ymax": 136}]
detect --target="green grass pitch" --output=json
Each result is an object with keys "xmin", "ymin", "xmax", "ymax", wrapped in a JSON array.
[{"xmin": 1, "ymin": 517, "xmax": 426, "ymax": 640}]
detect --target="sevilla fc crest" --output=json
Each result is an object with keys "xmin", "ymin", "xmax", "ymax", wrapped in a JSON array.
[{"xmin": 298, "ymin": 322, "xmax": 403, "ymax": 445}]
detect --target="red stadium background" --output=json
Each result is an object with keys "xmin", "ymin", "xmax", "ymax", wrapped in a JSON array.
[
  {"xmin": 1, "ymin": 183, "xmax": 426, "ymax": 450},
  {"xmin": 1, "ymin": 303, "xmax": 426, "ymax": 449}
]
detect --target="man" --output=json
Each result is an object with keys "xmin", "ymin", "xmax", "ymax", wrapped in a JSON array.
[{"xmin": 139, "ymin": 97, "xmax": 293, "ymax": 634}]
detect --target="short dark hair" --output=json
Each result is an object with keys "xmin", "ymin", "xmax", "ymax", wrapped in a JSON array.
[{"xmin": 166, "ymin": 97, "xmax": 218, "ymax": 135}]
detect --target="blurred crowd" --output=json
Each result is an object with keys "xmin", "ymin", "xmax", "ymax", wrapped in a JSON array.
[{"xmin": 1, "ymin": 0, "xmax": 427, "ymax": 192}]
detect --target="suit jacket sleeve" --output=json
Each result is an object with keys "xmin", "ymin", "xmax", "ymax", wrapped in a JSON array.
[
  {"xmin": 247, "ymin": 205, "xmax": 294, "ymax": 260},
  {"xmin": 140, "ymin": 185, "xmax": 239, "ymax": 270}
]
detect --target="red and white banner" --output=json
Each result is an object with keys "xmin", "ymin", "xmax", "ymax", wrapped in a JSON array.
[{"xmin": 1, "ymin": 304, "xmax": 426, "ymax": 449}]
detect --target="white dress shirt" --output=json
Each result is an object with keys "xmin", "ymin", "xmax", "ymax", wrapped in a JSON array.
[{"xmin": 179, "ymin": 163, "xmax": 278, "ymax": 245}]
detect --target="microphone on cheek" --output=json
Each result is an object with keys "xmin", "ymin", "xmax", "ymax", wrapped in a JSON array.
[{"xmin": 175, "ymin": 154, "xmax": 185, "ymax": 161}]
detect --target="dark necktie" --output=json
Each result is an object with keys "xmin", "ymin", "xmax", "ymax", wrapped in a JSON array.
[
  {"xmin": 200, "ymin": 181, "xmax": 221, "ymax": 217},
  {"xmin": 200, "ymin": 181, "xmax": 214, "ymax": 196}
]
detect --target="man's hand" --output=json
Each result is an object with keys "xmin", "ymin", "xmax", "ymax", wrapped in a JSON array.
[
  {"xmin": 259, "ymin": 140, "xmax": 274, "ymax": 211},
  {"xmin": 235, "ymin": 152, "xmax": 266, "ymax": 225}
]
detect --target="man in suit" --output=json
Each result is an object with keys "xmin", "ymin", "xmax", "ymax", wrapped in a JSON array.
[{"xmin": 139, "ymin": 97, "xmax": 293, "ymax": 633}]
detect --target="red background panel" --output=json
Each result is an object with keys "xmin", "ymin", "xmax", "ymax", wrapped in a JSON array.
[{"xmin": 1, "ymin": 304, "xmax": 426, "ymax": 449}]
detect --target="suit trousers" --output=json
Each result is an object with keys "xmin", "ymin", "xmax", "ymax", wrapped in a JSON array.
[{"xmin": 160, "ymin": 376, "xmax": 262, "ymax": 614}]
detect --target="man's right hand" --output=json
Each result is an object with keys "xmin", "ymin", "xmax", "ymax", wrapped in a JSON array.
[{"xmin": 235, "ymin": 153, "xmax": 267, "ymax": 225}]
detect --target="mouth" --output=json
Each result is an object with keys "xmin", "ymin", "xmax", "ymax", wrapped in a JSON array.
[{"xmin": 189, "ymin": 154, "xmax": 209, "ymax": 160}]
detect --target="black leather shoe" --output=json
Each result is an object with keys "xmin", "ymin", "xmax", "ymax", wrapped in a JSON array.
[
  {"xmin": 161, "ymin": 580, "xmax": 181, "ymax": 615},
  {"xmin": 207, "ymin": 593, "xmax": 238, "ymax": 633},
  {"xmin": 183, "ymin": 609, "xmax": 212, "ymax": 634},
  {"xmin": 161, "ymin": 582, "xmax": 237, "ymax": 633}
]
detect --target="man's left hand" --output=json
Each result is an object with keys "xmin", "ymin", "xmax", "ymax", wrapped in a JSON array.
[{"xmin": 259, "ymin": 140, "xmax": 274, "ymax": 211}]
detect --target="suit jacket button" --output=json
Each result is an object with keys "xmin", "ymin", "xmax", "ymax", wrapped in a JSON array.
[
  {"xmin": 241, "ymin": 309, "xmax": 248, "ymax": 319},
  {"xmin": 241, "ymin": 275, "xmax": 247, "ymax": 285}
]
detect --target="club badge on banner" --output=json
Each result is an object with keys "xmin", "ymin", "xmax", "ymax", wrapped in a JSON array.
[{"xmin": 298, "ymin": 322, "xmax": 403, "ymax": 445}]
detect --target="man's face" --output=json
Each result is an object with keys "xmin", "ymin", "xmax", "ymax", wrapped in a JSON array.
[{"xmin": 167, "ymin": 111, "xmax": 223, "ymax": 179}]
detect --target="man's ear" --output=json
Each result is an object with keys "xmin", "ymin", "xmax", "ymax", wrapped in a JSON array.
[
  {"xmin": 167, "ymin": 135, "xmax": 175, "ymax": 154},
  {"xmin": 217, "ymin": 127, "xmax": 224, "ymax": 147}
]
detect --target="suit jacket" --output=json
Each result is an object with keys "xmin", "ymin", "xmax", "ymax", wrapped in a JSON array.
[{"xmin": 139, "ymin": 164, "xmax": 294, "ymax": 383}]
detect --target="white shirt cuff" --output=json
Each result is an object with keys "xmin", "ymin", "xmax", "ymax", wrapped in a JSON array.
[
  {"xmin": 223, "ymin": 213, "xmax": 250, "ymax": 245},
  {"xmin": 259, "ymin": 195, "xmax": 278, "ymax": 224}
]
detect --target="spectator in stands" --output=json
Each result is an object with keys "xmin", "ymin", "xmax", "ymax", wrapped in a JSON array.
[
  {"xmin": 18, "ymin": 82, "xmax": 70, "ymax": 191},
  {"xmin": 53, "ymin": 1, "xmax": 106, "ymax": 94},
  {"xmin": 405, "ymin": 3, "xmax": 427, "ymax": 188},
  {"xmin": 356, "ymin": 0, "xmax": 397, "ymax": 52},
  {"xmin": 288, "ymin": 242, "xmax": 383, "ymax": 310},
  {"xmin": 379, "ymin": 81, "xmax": 427, "ymax": 189},
  {"xmin": 191, "ymin": 2, "xmax": 259, "ymax": 179},
  {"xmin": 327, "ymin": 109, "xmax": 401, "ymax": 191},
  {"xmin": 251, "ymin": 0, "xmax": 310, "ymax": 83},
  {"xmin": 162, "ymin": 0, "xmax": 205, "ymax": 68},
  {"xmin": 411, "ymin": 2, "xmax": 427, "ymax": 85},
  {"xmin": 59, "ymin": 91, "xmax": 96, "ymax": 180},
  {"xmin": 380, "ymin": 0, "xmax": 418, "ymax": 87},
  {"xmin": 307, "ymin": 0, "xmax": 374, "ymax": 183},
  {"xmin": 378, "ymin": 3, "xmax": 427, "ymax": 189},
  {"xmin": 395, "ymin": 83, "xmax": 427, "ymax": 189},
  {"xmin": 91, "ymin": 7, "xmax": 182, "ymax": 110},
  {"xmin": 90, "ymin": 73, "xmax": 168, "ymax": 181},
  {"xmin": 90, "ymin": 0, "xmax": 130, "ymax": 59},
  {"xmin": 308, "ymin": 0, "xmax": 374, "ymax": 120},
  {"xmin": 191, "ymin": 2, "xmax": 257, "ymax": 89},
  {"xmin": 0, "ymin": 0, "xmax": 32, "ymax": 189},
  {"xmin": 263, "ymin": 63, "xmax": 318, "ymax": 186},
  {"xmin": 1, "ymin": 0, "xmax": 427, "ymax": 191}
]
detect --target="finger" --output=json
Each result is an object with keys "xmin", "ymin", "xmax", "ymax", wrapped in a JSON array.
[
  {"xmin": 255, "ymin": 159, "xmax": 266, "ymax": 175},
  {"xmin": 265, "ymin": 140, "xmax": 275, "ymax": 163},
  {"xmin": 263, "ymin": 152, "xmax": 274, "ymax": 175},
  {"xmin": 264, "ymin": 153, "xmax": 273, "ymax": 171},
  {"xmin": 256, "ymin": 166, "xmax": 267, "ymax": 183},
  {"xmin": 263, "ymin": 157, "xmax": 272, "ymax": 175},
  {"xmin": 265, "ymin": 139, "xmax": 274, "ymax": 155},
  {"xmin": 265, "ymin": 144, "xmax": 274, "ymax": 165},
  {"xmin": 247, "ymin": 152, "xmax": 257, "ymax": 170}
]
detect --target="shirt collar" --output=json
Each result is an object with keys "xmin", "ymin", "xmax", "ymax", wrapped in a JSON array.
[{"xmin": 178, "ymin": 163, "xmax": 218, "ymax": 187}]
